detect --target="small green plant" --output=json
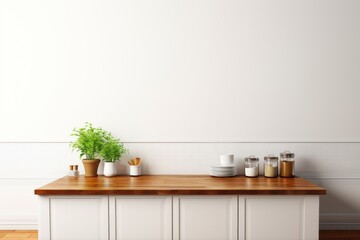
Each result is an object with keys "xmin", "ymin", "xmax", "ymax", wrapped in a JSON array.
[
  {"xmin": 100, "ymin": 137, "xmax": 128, "ymax": 162},
  {"xmin": 70, "ymin": 122, "xmax": 110, "ymax": 159}
]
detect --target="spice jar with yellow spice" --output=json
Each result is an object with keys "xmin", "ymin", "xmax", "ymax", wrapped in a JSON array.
[
  {"xmin": 264, "ymin": 155, "xmax": 278, "ymax": 178},
  {"xmin": 280, "ymin": 151, "xmax": 295, "ymax": 177}
]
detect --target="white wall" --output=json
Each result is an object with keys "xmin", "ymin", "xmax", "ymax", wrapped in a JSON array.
[
  {"xmin": 1, "ymin": 0, "xmax": 360, "ymax": 230},
  {"xmin": 1, "ymin": 0, "xmax": 360, "ymax": 142}
]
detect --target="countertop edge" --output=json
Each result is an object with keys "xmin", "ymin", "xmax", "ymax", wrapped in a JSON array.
[
  {"xmin": 34, "ymin": 189, "xmax": 326, "ymax": 196},
  {"xmin": 34, "ymin": 175, "xmax": 326, "ymax": 196}
]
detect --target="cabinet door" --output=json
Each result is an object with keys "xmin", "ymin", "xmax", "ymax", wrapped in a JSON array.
[
  {"xmin": 173, "ymin": 195, "xmax": 238, "ymax": 240},
  {"xmin": 47, "ymin": 196, "xmax": 109, "ymax": 240},
  {"xmin": 110, "ymin": 196, "xmax": 172, "ymax": 240},
  {"xmin": 239, "ymin": 196, "xmax": 319, "ymax": 240}
]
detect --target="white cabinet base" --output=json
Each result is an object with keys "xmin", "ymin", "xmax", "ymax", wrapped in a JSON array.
[{"xmin": 39, "ymin": 195, "xmax": 320, "ymax": 240}]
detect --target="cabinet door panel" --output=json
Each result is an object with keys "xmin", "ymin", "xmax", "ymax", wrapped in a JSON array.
[
  {"xmin": 173, "ymin": 196, "xmax": 237, "ymax": 240},
  {"xmin": 49, "ymin": 196, "xmax": 108, "ymax": 240},
  {"xmin": 241, "ymin": 196, "xmax": 319, "ymax": 240},
  {"xmin": 111, "ymin": 196, "xmax": 172, "ymax": 240}
]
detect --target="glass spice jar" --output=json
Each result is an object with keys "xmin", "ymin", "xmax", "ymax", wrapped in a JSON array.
[
  {"xmin": 280, "ymin": 151, "xmax": 295, "ymax": 177},
  {"xmin": 264, "ymin": 155, "xmax": 278, "ymax": 178},
  {"xmin": 244, "ymin": 155, "xmax": 259, "ymax": 177}
]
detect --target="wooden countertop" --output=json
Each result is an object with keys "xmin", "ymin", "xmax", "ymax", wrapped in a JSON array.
[{"xmin": 34, "ymin": 175, "xmax": 326, "ymax": 195}]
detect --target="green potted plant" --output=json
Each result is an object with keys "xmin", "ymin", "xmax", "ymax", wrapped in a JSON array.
[
  {"xmin": 100, "ymin": 137, "xmax": 128, "ymax": 177},
  {"xmin": 70, "ymin": 122, "xmax": 109, "ymax": 177}
]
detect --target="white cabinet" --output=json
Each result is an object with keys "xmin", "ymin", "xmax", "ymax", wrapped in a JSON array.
[
  {"xmin": 109, "ymin": 196, "xmax": 172, "ymax": 240},
  {"xmin": 173, "ymin": 196, "xmax": 238, "ymax": 240},
  {"xmin": 239, "ymin": 196, "xmax": 319, "ymax": 240},
  {"xmin": 38, "ymin": 195, "xmax": 319, "ymax": 240},
  {"xmin": 39, "ymin": 196, "xmax": 108, "ymax": 240}
]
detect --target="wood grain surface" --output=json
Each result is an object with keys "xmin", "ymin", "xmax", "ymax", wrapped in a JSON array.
[
  {"xmin": 0, "ymin": 230, "xmax": 37, "ymax": 240},
  {"xmin": 34, "ymin": 175, "xmax": 326, "ymax": 195}
]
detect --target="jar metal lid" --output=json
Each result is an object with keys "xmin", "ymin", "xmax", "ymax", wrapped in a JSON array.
[
  {"xmin": 264, "ymin": 154, "xmax": 278, "ymax": 160},
  {"xmin": 280, "ymin": 151, "xmax": 295, "ymax": 158},
  {"xmin": 245, "ymin": 155, "xmax": 259, "ymax": 161}
]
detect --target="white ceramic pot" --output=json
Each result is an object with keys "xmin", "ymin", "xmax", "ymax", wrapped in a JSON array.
[
  {"xmin": 129, "ymin": 165, "xmax": 141, "ymax": 176},
  {"xmin": 104, "ymin": 162, "xmax": 117, "ymax": 177},
  {"xmin": 97, "ymin": 161, "xmax": 104, "ymax": 176}
]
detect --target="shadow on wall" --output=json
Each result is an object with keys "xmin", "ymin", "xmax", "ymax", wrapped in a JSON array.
[
  {"xmin": 296, "ymin": 156, "xmax": 323, "ymax": 178},
  {"xmin": 293, "ymin": 157, "xmax": 360, "ymax": 227},
  {"xmin": 314, "ymin": 179, "xmax": 360, "ymax": 214},
  {"xmin": 305, "ymin": 177, "xmax": 360, "ymax": 229}
]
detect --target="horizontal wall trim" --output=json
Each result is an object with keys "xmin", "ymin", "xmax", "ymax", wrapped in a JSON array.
[
  {"xmin": 305, "ymin": 177, "xmax": 360, "ymax": 180},
  {"xmin": 320, "ymin": 222, "xmax": 360, "ymax": 224},
  {"xmin": 0, "ymin": 217, "xmax": 38, "ymax": 230},
  {"xmin": 320, "ymin": 223, "xmax": 360, "ymax": 230},
  {"xmin": 320, "ymin": 214, "xmax": 360, "ymax": 230},
  {"xmin": 0, "ymin": 224, "xmax": 38, "ymax": 230},
  {"xmin": 1, "ymin": 141, "xmax": 360, "ymax": 144},
  {"xmin": 0, "ymin": 215, "xmax": 359, "ymax": 231},
  {"xmin": 0, "ymin": 178, "xmax": 57, "ymax": 180},
  {"xmin": 321, "ymin": 213, "xmax": 360, "ymax": 218}
]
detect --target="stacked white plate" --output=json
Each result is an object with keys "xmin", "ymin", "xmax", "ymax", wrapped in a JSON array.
[{"xmin": 209, "ymin": 165, "xmax": 237, "ymax": 177}]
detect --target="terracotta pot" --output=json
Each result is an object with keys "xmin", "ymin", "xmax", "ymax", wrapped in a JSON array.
[{"xmin": 82, "ymin": 159, "xmax": 100, "ymax": 177}]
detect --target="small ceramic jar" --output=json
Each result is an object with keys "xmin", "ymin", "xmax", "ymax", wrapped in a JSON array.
[{"xmin": 130, "ymin": 165, "xmax": 141, "ymax": 176}]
